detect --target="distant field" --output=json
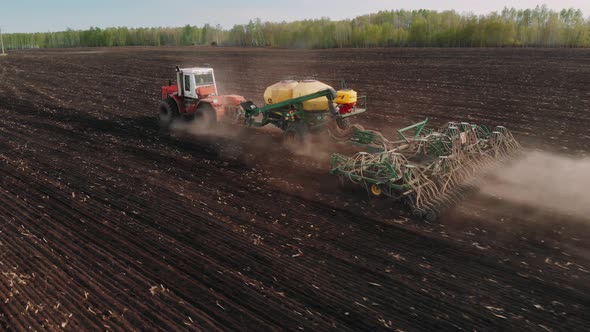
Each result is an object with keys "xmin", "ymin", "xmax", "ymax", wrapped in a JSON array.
[{"xmin": 0, "ymin": 47, "xmax": 589, "ymax": 331}]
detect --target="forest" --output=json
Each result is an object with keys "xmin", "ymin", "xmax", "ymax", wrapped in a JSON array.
[{"xmin": 3, "ymin": 6, "xmax": 589, "ymax": 49}]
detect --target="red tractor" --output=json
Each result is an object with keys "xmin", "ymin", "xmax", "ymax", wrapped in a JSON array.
[{"xmin": 159, "ymin": 66, "xmax": 245, "ymax": 127}]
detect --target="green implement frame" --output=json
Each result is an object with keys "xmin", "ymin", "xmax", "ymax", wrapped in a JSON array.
[
  {"xmin": 329, "ymin": 118, "xmax": 522, "ymax": 221},
  {"xmin": 346, "ymin": 118, "xmax": 431, "ymax": 153},
  {"xmin": 397, "ymin": 118, "xmax": 428, "ymax": 142},
  {"xmin": 329, "ymin": 153, "xmax": 412, "ymax": 192},
  {"xmin": 242, "ymin": 89, "xmax": 340, "ymax": 131}
]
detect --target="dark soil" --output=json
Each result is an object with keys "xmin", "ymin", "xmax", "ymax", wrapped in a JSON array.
[{"xmin": 0, "ymin": 47, "xmax": 589, "ymax": 331}]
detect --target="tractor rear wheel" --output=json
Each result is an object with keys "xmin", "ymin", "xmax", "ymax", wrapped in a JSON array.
[
  {"xmin": 159, "ymin": 98, "xmax": 179, "ymax": 126},
  {"xmin": 194, "ymin": 103, "xmax": 217, "ymax": 131},
  {"xmin": 283, "ymin": 122, "xmax": 307, "ymax": 150}
]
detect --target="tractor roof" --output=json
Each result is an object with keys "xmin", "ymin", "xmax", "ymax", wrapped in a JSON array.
[{"xmin": 181, "ymin": 67, "xmax": 214, "ymax": 74}]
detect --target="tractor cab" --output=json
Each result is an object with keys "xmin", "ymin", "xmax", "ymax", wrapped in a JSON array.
[
  {"xmin": 176, "ymin": 67, "xmax": 218, "ymax": 100},
  {"xmin": 160, "ymin": 66, "xmax": 246, "ymax": 126}
]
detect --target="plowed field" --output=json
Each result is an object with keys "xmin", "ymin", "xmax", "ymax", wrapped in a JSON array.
[{"xmin": 0, "ymin": 47, "xmax": 589, "ymax": 331}]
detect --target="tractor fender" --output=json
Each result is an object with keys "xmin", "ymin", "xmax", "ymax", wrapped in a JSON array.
[{"xmin": 161, "ymin": 84, "xmax": 178, "ymax": 100}]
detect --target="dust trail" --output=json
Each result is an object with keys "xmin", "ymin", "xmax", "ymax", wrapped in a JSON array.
[
  {"xmin": 169, "ymin": 118, "xmax": 242, "ymax": 138},
  {"xmin": 167, "ymin": 115, "xmax": 343, "ymax": 164},
  {"xmin": 481, "ymin": 150, "xmax": 590, "ymax": 220},
  {"xmin": 290, "ymin": 133, "xmax": 336, "ymax": 163}
]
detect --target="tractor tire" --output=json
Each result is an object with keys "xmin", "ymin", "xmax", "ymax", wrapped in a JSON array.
[
  {"xmin": 159, "ymin": 98, "xmax": 179, "ymax": 126},
  {"xmin": 194, "ymin": 103, "xmax": 217, "ymax": 131},
  {"xmin": 283, "ymin": 121, "xmax": 308, "ymax": 150}
]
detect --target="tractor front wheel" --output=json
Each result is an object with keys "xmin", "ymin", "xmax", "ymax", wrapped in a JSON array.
[{"xmin": 159, "ymin": 98, "xmax": 179, "ymax": 126}]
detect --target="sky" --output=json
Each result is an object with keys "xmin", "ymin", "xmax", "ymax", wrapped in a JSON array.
[{"xmin": 1, "ymin": 0, "xmax": 589, "ymax": 33}]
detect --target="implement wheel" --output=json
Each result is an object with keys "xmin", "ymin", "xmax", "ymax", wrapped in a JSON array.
[
  {"xmin": 412, "ymin": 208, "xmax": 425, "ymax": 219},
  {"xmin": 327, "ymin": 117, "xmax": 354, "ymax": 141},
  {"xmin": 283, "ymin": 122, "xmax": 307, "ymax": 150},
  {"xmin": 370, "ymin": 184, "xmax": 382, "ymax": 197},
  {"xmin": 424, "ymin": 208, "xmax": 439, "ymax": 223},
  {"xmin": 336, "ymin": 117, "xmax": 350, "ymax": 130}
]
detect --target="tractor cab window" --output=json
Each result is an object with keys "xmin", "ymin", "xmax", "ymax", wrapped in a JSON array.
[
  {"xmin": 184, "ymin": 75, "xmax": 191, "ymax": 91},
  {"xmin": 194, "ymin": 73, "xmax": 214, "ymax": 86}
]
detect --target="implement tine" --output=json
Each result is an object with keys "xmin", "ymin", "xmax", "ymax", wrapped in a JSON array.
[{"xmin": 329, "ymin": 120, "xmax": 521, "ymax": 221}]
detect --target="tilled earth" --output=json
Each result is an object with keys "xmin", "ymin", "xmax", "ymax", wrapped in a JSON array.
[{"xmin": 0, "ymin": 47, "xmax": 589, "ymax": 331}]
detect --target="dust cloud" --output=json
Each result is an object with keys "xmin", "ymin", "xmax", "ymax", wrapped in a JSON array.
[
  {"xmin": 167, "ymin": 116, "xmax": 341, "ymax": 164},
  {"xmin": 281, "ymin": 132, "xmax": 333, "ymax": 163},
  {"xmin": 481, "ymin": 150, "xmax": 590, "ymax": 220},
  {"xmin": 169, "ymin": 118, "xmax": 242, "ymax": 139}
]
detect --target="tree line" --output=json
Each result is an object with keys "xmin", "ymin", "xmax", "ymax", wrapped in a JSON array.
[{"xmin": 4, "ymin": 6, "xmax": 589, "ymax": 49}]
